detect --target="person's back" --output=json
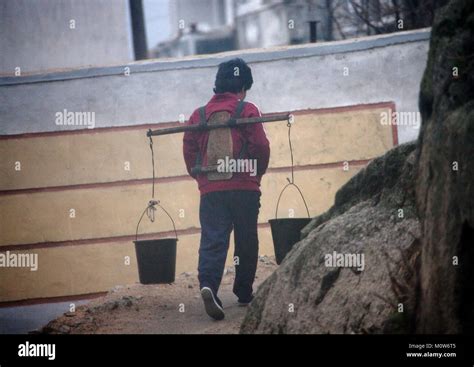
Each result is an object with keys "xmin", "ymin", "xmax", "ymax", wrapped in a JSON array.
[{"xmin": 183, "ymin": 58, "xmax": 270, "ymax": 320}]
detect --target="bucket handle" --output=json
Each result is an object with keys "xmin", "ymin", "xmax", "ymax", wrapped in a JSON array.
[
  {"xmin": 135, "ymin": 200, "xmax": 178, "ymax": 242},
  {"xmin": 274, "ymin": 180, "xmax": 310, "ymax": 219},
  {"xmin": 274, "ymin": 116, "xmax": 310, "ymax": 220}
]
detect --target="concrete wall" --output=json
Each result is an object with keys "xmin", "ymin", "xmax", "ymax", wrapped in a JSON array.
[
  {"xmin": 0, "ymin": 29, "xmax": 430, "ymax": 303},
  {"xmin": 0, "ymin": 105, "xmax": 395, "ymax": 302},
  {"xmin": 0, "ymin": 28, "xmax": 429, "ymax": 142},
  {"xmin": 0, "ymin": 0, "xmax": 133, "ymax": 74}
]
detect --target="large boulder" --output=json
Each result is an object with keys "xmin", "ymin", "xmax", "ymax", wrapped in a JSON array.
[
  {"xmin": 241, "ymin": 142, "xmax": 421, "ymax": 333},
  {"xmin": 415, "ymin": 0, "xmax": 474, "ymax": 333}
]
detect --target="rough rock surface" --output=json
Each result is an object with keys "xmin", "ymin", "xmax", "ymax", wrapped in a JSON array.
[
  {"xmin": 415, "ymin": 0, "xmax": 474, "ymax": 333},
  {"xmin": 241, "ymin": 142, "xmax": 421, "ymax": 334}
]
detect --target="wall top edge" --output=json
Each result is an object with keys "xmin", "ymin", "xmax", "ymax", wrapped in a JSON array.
[{"xmin": 0, "ymin": 28, "xmax": 431, "ymax": 87}]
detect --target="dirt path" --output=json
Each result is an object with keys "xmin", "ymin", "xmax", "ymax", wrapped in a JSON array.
[{"xmin": 39, "ymin": 256, "xmax": 277, "ymax": 334}]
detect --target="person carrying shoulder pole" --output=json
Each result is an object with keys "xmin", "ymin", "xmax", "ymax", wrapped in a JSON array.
[{"xmin": 183, "ymin": 58, "xmax": 270, "ymax": 320}]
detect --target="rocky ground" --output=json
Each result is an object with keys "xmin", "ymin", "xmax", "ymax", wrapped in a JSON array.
[{"xmin": 37, "ymin": 256, "xmax": 277, "ymax": 334}]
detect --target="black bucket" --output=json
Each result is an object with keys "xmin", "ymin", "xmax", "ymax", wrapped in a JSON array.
[
  {"xmin": 270, "ymin": 180, "xmax": 311, "ymax": 265},
  {"xmin": 134, "ymin": 200, "xmax": 178, "ymax": 284},
  {"xmin": 134, "ymin": 238, "xmax": 177, "ymax": 284},
  {"xmin": 269, "ymin": 218, "xmax": 311, "ymax": 264}
]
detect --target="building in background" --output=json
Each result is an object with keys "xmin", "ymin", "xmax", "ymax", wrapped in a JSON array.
[
  {"xmin": 150, "ymin": 0, "xmax": 368, "ymax": 57},
  {"xmin": 150, "ymin": 0, "xmax": 441, "ymax": 58},
  {"xmin": 151, "ymin": 0, "xmax": 236, "ymax": 58},
  {"xmin": 0, "ymin": 0, "xmax": 134, "ymax": 74},
  {"xmin": 0, "ymin": 0, "xmax": 440, "ymax": 72},
  {"xmin": 236, "ymin": 0, "xmax": 312, "ymax": 48},
  {"xmin": 151, "ymin": 0, "xmax": 385, "ymax": 57},
  {"xmin": 235, "ymin": 0, "xmax": 404, "ymax": 49}
]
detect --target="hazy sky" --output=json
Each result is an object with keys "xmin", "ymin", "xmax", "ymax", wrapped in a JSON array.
[{"xmin": 143, "ymin": 0, "xmax": 171, "ymax": 48}]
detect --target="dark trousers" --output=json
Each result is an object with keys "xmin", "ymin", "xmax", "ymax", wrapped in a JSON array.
[{"xmin": 198, "ymin": 190, "xmax": 260, "ymax": 301}]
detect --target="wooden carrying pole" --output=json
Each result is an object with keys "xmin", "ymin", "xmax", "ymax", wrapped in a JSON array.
[{"xmin": 147, "ymin": 113, "xmax": 290, "ymax": 137}]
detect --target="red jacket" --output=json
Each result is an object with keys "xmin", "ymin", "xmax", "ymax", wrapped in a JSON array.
[{"xmin": 183, "ymin": 92, "xmax": 270, "ymax": 195}]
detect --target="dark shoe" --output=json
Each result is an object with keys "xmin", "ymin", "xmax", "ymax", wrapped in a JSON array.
[
  {"xmin": 237, "ymin": 294, "xmax": 254, "ymax": 307},
  {"xmin": 201, "ymin": 287, "xmax": 225, "ymax": 320}
]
